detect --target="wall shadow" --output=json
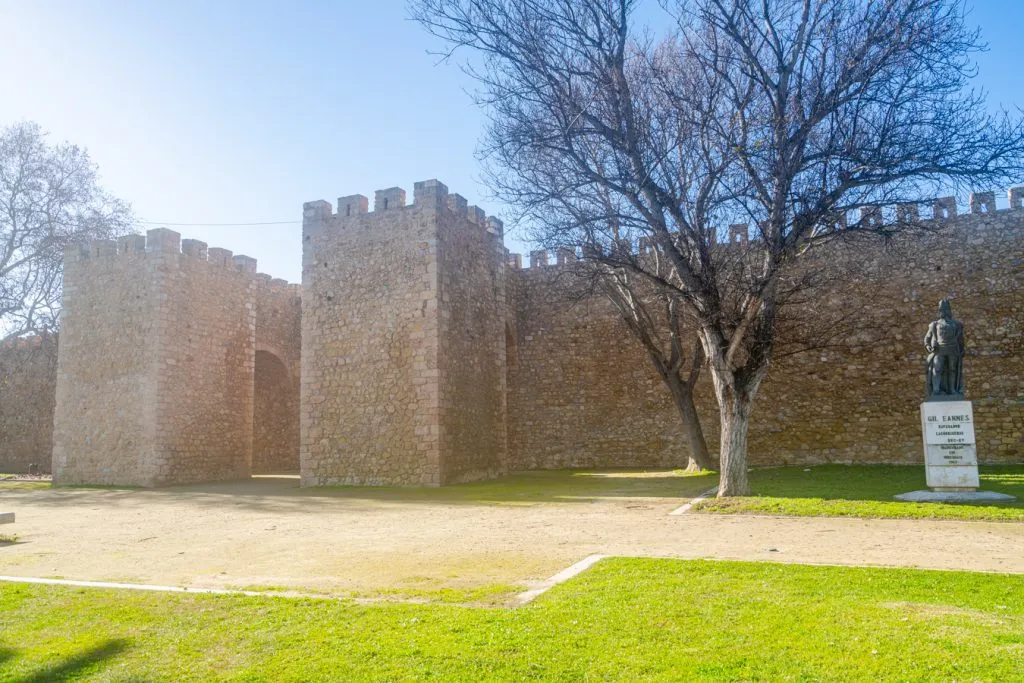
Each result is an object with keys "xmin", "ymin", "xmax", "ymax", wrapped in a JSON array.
[
  {"xmin": 10, "ymin": 639, "xmax": 130, "ymax": 683},
  {"xmin": 0, "ymin": 646, "xmax": 17, "ymax": 668},
  {"xmin": 743, "ymin": 464, "xmax": 1024, "ymax": 504},
  {"xmin": 10, "ymin": 469, "xmax": 717, "ymax": 514}
]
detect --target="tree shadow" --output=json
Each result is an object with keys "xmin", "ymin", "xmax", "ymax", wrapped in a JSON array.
[
  {"xmin": 10, "ymin": 639, "xmax": 131, "ymax": 683},
  {"xmin": 0, "ymin": 646, "xmax": 17, "ymax": 667}
]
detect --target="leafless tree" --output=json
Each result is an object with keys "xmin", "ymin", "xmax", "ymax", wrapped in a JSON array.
[
  {"xmin": 550, "ymin": 185, "xmax": 714, "ymax": 471},
  {"xmin": 598, "ymin": 266, "xmax": 714, "ymax": 471},
  {"xmin": 0, "ymin": 122, "xmax": 133, "ymax": 341},
  {"xmin": 412, "ymin": 0, "xmax": 1024, "ymax": 495}
]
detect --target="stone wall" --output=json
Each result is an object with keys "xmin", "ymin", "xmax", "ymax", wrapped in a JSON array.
[
  {"xmin": 0, "ymin": 335, "xmax": 57, "ymax": 473},
  {"xmin": 52, "ymin": 230, "xmax": 260, "ymax": 486},
  {"xmin": 52, "ymin": 236, "xmax": 158, "ymax": 485},
  {"xmin": 737, "ymin": 206, "xmax": 1024, "ymax": 466},
  {"xmin": 253, "ymin": 276, "xmax": 301, "ymax": 473},
  {"xmin": 300, "ymin": 180, "xmax": 508, "ymax": 486},
  {"xmin": 431, "ymin": 182, "xmax": 508, "ymax": 483},
  {"xmin": 301, "ymin": 190, "xmax": 442, "ymax": 486},
  {"xmin": 254, "ymin": 350, "xmax": 299, "ymax": 472},
  {"xmin": 15, "ymin": 184, "xmax": 1024, "ymax": 489},
  {"xmin": 508, "ymin": 268, "xmax": 690, "ymax": 470},
  {"xmin": 508, "ymin": 192, "xmax": 1024, "ymax": 468},
  {"xmin": 151, "ymin": 232, "xmax": 256, "ymax": 485}
]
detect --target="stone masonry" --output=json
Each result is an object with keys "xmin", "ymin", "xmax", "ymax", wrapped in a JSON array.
[
  {"xmin": 300, "ymin": 180, "xmax": 507, "ymax": 486},
  {"xmin": 0, "ymin": 335, "xmax": 57, "ymax": 473},
  {"xmin": 254, "ymin": 274, "xmax": 302, "ymax": 472},
  {"xmin": 511, "ymin": 193, "xmax": 1024, "ymax": 469},
  {"xmin": 51, "ymin": 230, "xmax": 299, "ymax": 486},
  {"xmin": 27, "ymin": 181, "xmax": 1023, "ymax": 486}
]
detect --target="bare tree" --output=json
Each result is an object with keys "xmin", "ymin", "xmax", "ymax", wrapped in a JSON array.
[
  {"xmin": 412, "ymin": 0, "xmax": 1024, "ymax": 495},
  {"xmin": 0, "ymin": 122, "xmax": 133, "ymax": 341},
  {"xmin": 597, "ymin": 268, "xmax": 714, "ymax": 471}
]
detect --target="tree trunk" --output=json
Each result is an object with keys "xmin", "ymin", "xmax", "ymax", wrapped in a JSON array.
[
  {"xmin": 665, "ymin": 372, "xmax": 715, "ymax": 471},
  {"xmin": 716, "ymin": 390, "xmax": 753, "ymax": 496}
]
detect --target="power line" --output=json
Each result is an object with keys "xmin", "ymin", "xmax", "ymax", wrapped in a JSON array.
[{"xmin": 138, "ymin": 220, "xmax": 300, "ymax": 227}]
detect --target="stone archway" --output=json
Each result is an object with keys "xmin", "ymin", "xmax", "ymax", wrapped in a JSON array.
[{"xmin": 253, "ymin": 349, "xmax": 299, "ymax": 473}]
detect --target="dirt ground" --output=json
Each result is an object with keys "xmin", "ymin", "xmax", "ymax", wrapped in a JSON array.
[{"xmin": 1, "ymin": 475, "xmax": 1022, "ymax": 598}]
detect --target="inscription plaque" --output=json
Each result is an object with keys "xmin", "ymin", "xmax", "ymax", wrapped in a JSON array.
[{"xmin": 920, "ymin": 401, "xmax": 979, "ymax": 489}]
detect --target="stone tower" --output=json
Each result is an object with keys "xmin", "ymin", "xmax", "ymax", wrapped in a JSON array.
[
  {"xmin": 300, "ymin": 179, "xmax": 508, "ymax": 486},
  {"xmin": 52, "ymin": 230, "xmax": 259, "ymax": 486}
]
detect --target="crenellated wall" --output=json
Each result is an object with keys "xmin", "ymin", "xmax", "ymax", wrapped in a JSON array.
[
  {"xmin": 506, "ymin": 190, "xmax": 1024, "ymax": 468},
  {"xmin": 430, "ymin": 182, "xmax": 508, "ymax": 483},
  {"xmin": 52, "ymin": 234, "xmax": 161, "ymax": 486},
  {"xmin": 52, "ymin": 230, "xmax": 293, "ymax": 486},
  {"xmin": 300, "ymin": 180, "xmax": 507, "ymax": 486},
  {"xmin": 16, "ymin": 183, "xmax": 1024, "ymax": 488}
]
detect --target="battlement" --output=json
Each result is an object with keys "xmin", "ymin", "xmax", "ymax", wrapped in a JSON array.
[
  {"xmin": 254, "ymin": 272, "xmax": 303, "ymax": 299},
  {"xmin": 507, "ymin": 186, "xmax": 1024, "ymax": 270},
  {"xmin": 64, "ymin": 228, "xmax": 296, "ymax": 287},
  {"xmin": 302, "ymin": 179, "xmax": 503, "ymax": 240}
]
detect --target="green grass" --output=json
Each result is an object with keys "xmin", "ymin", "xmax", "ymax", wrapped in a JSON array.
[
  {"xmin": 319, "ymin": 468, "xmax": 717, "ymax": 505},
  {"xmin": 354, "ymin": 582, "xmax": 525, "ymax": 606},
  {"xmin": 0, "ymin": 558, "xmax": 1021, "ymax": 681},
  {"xmin": 3, "ymin": 468, "xmax": 716, "ymax": 503},
  {"xmin": 695, "ymin": 465, "xmax": 1024, "ymax": 521},
  {"xmin": 0, "ymin": 480, "xmax": 49, "ymax": 491}
]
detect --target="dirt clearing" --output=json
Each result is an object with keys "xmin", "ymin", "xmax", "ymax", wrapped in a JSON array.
[{"xmin": 1, "ymin": 473, "xmax": 1021, "ymax": 600}]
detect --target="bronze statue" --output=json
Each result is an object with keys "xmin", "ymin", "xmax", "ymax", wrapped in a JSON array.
[{"xmin": 924, "ymin": 298, "xmax": 964, "ymax": 400}]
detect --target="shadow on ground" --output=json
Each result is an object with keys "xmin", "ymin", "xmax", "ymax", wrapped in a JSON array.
[
  {"xmin": 1, "ymin": 639, "xmax": 130, "ymax": 683},
  {"xmin": 0, "ymin": 469, "xmax": 718, "ymax": 514},
  {"xmin": 743, "ymin": 465, "xmax": 1023, "ymax": 504}
]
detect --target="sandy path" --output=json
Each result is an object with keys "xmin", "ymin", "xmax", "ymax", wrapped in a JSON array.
[{"xmin": 1, "ymin": 477, "xmax": 1021, "ymax": 596}]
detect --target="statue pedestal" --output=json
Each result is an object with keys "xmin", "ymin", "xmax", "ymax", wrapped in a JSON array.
[
  {"xmin": 894, "ymin": 401, "xmax": 1016, "ymax": 503},
  {"xmin": 920, "ymin": 400, "xmax": 979, "ymax": 490}
]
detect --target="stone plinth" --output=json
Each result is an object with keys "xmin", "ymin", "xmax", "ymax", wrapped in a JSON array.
[
  {"xmin": 894, "ymin": 400, "xmax": 1017, "ymax": 503},
  {"xmin": 920, "ymin": 400, "xmax": 979, "ymax": 490}
]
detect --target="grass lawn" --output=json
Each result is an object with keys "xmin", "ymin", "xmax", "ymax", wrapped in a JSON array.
[
  {"xmin": 0, "ymin": 558, "xmax": 1021, "ymax": 681},
  {"xmin": 0, "ymin": 480, "xmax": 48, "ymax": 491},
  {"xmin": 2, "ymin": 469, "xmax": 718, "ymax": 503},
  {"xmin": 314, "ymin": 468, "xmax": 717, "ymax": 505},
  {"xmin": 695, "ymin": 464, "xmax": 1024, "ymax": 521}
]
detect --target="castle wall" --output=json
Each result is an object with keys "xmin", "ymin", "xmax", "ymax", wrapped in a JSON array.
[
  {"xmin": 301, "ymin": 189, "xmax": 443, "ymax": 486},
  {"xmin": 151, "ymin": 233, "xmax": 255, "ymax": 485},
  {"xmin": 430, "ymin": 183, "xmax": 508, "ymax": 483},
  {"xmin": 508, "ymin": 269, "xmax": 690, "ymax": 470},
  {"xmin": 18, "ymin": 184, "xmax": 1023, "ymax": 489},
  {"xmin": 741, "ymin": 206, "xmax": 1024, "ymax": 466},
  {"xmin": 300, "ymin": 180, "xmax": 508, "ymax": 486},
  {"xmin": 53, "ymin": 237, "xmax": 159, "ymax": 485},
  {"xmin": 253, "ymin": 276, "xmax": 301, "ymax": 473},
  {"xmin": 508, "ymin": 193, "xmax": 1024, "ymax": 469},
  {"xmin": 254, "ymin": 350, "xmax": 298, "ymax": 472},
  {"xmin": 0, "ymin": 335, "xmax": 57, "ymax": 473},
  {"xmin": 52, "ymin": 230, "xmax": 259, "ymax": 487}
]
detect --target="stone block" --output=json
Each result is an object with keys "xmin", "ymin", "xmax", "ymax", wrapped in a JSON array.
[
  {"xmin": 146, "ymin": 228, "xmax": 181, "ymax": 254},
  {"xmin": 374, "ymin": 187, "xmax": 406, "ymax": 212},
  {"xmin": 970, "ymin": 191, "xmax": 996, "ymax": 214}
]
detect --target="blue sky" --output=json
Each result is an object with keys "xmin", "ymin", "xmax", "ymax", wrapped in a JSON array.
[{"xmin": 2, "ymin": 1, "xmax": 1023, "ymax": 282}]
